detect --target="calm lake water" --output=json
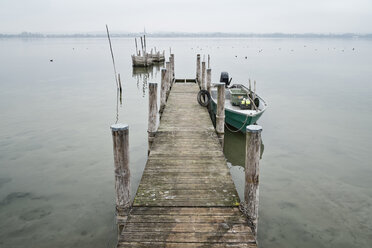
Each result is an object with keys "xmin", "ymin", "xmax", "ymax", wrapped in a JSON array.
[{"xmin": 0, "ymin": 37, "xmax": 371, "ymax": 248}]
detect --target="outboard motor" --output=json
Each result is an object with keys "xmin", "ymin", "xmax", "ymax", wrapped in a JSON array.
[{"xmin": 220, "ymin": 72, "xmax": 231, "ymax": 87}]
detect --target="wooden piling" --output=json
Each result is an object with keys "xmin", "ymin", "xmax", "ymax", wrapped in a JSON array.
[
  {"xmin": 140, "ymin": 36, "xmax": 144, "ymax": 54},
  {"xmin": 160, "ymin": 69, "xmax": 167, "ymax": 114},
  {"xmin": 206, "ymin": 68, "xmax": 212, "ymax": 94},
  {"xmin": 171, "ymin": 54, "xmax": 175, "ymax": 81},
  {"xmin": 169, "ymin": 56, "xmax": 173, "ymax": 87},
  {"xmin": 242, "ymin": 124, "xmax": 262, "ymax": 236},
  {"xmin": 196, "ymin": 54, "xmax": 201, "ymax": 88},
  {"xmin": 135, "ymin": 38, "xmax": 138, "ymax": 55},
  {"xmin": 110, "ymin": 124, "xmax": 131, "ymax": 212},
  {"xmin": 216, "ymin": 83, "xmax": 225, "ymax": 147},
  {"xmin": 166, "ymin": 62, "xmax": 171, "ymax": 98},
  {"xmin": 148, "ymin": 83, "xmax": 158, "ymax": 152},
  {"xmin": 201, "ymin": 61, "xmax": 206, "ymax": 90}
]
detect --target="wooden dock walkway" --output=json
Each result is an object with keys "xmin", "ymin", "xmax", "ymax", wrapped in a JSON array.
[{"xmin": 116, "ymin": 82, "xmax": 258, "ymax": 247}]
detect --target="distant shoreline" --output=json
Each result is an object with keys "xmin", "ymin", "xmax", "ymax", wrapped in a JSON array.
[{"xmin": 1, "ymin": 32, "xmax": 371, "ymax": 39}]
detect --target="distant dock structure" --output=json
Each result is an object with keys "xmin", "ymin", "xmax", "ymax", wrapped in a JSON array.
[{"xmin": 110, "ymin": 54, "xmax": 263, "ymax": 247}]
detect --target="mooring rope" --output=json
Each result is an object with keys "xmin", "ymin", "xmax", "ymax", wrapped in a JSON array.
[{"xmin": 224, "ymin": 112, "xmax": 250, "ymax": 133}]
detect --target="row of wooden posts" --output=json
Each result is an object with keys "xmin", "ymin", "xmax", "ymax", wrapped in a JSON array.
[
  {"xmin": 196, "ymin": 54, "xmax": 224, "ymax": 146},
  {"xmin": 110, "ymin": 53, "xmax": 262, "ymax": 236},
  {"xmin": 110, "ymin": 53, "xmax": 175, "ymax": 215}
]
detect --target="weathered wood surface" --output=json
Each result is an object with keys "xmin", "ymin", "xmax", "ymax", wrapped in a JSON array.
[
  {"xmin": 118, "ymin": 207, "xmax": 256, "ymax": 247},
  {"xmin": 242, "ymin": 125, "xmax": 263, "ymax": 236},
  {"xmin": 110, "ymin": 124, "xmax": 130, "ymax": 211},
  {"xmin": 118, "ymin": 82, "xmax": 257, "ymax": 247},
  {"xmin": 216, "ymin": 83, "xmax": 225, "ymax": 147}
]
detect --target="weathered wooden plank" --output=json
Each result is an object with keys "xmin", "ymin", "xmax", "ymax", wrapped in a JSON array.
[
  {"xmin": 126, "ymin": 214, "xmax": 247, "ymax": 224},
  {"xmin": 136, "ymin": 184, "xmax": 236, "ymax": 192},
  {"xmin": 122, "ymin": 223, "xmax": 252, "ymax": 233},
  {"xmin": 118, "ymin": 242, "xmax": 257, "ymax": 248},
  {"xmin": 130, "ymin": 207, "xmax": 242, "ymax": 216},
  {"xmin": 119, "ymin": 232, "xmax": 255, "ymax": 243}
]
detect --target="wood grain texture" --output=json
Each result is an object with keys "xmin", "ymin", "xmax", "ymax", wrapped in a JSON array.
[
  {"xmin": 160, "ymin": 69, "xmax": 167, "ymax": 114},
  {"xmin": 207, "ymin": 68, "xmax": 212, "ymax": 94},
  {"xmin": 119, "ymin": 207, "xmax": 256, "ymax": 247},
  {"xmin": 216, "ymin": 83, "xmax": 225, "ymax": 147},
  {"xmin": 201, "ymin": 61, "xmax": 206, "ymax": 90},
  {"xmin": 242, "ymin": 127, "xmax": 262, "ymax": 235},
  {"xmin": 111, "ymin": 126, "xmax": 130, "ymax": 211},
  {"xmin": 196, "ymin": 54, "xmax": 201, "ymax": 87},
  {"xmin": 117, "ymin": 82, "xmax": 257, "ymax": 248}
]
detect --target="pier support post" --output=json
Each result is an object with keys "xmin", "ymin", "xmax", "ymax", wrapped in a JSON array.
[
  {"xmin": 148, "ymin": 83, "xmax": 158, "ymax": 152},
  {"xmin": 166, "ymin": 62, "xmax": 171, "ymax": 98},
  {"xmin": 170, "ymin": 54, "xmax": 175, "ymax": 84},
  {"xmin": 110, "ymin": 123, "xmax": 131, "ymax": 236},
  {"xmin": 196, "ymin": 54, "xmax": 201, "ymax": 88},
  {"xmin": 242, "ymin": 125, "xmax": 262, "ymax": 237},
  {"xmin": 216, "ymin": 83, "xmax": 225, "ymax": 147},
  {"xmin": 160, "ymin": 69, "xmax": 167, "ymax": 115},
  {"xmin": 201, "ymin": 61, "xmax": 206, "ymax": 90},
  {"xmin": 206, "ymin": 68, "xmax": 212, "ymax": 94}
]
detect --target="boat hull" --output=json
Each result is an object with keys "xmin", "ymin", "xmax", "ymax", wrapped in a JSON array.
[
  {"xmin": 210, "ymin": 100, "xmax": 264, "ymax": 133},
  {"xmin": 132, "ymin": 55, "xmax": 153, "ymax": 67}
]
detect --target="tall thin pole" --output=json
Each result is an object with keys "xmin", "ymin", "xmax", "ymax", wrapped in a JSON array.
[
  {"xmin": 140, "ymin": 36, "xmax": 144, "ymax": 55},
  {"xmin": 135, "ymin": 38, "xmax": 138, "ymax": 55},
  {"xmin": 144, "ymin": 35, "xmax": 147, "ymax": 53},
  {"xmin": 106, "ymin": 25, "xmax": 118, "ymax": 89}
]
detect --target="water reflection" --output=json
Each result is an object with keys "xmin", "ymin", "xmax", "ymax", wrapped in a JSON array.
[
  {"xmin": 132, "ymin": 62, "xmax": 164, "ymax": 97},
  {"xmin": 224, "ymin": 128, "xmax": 264, "ymax": 168}
]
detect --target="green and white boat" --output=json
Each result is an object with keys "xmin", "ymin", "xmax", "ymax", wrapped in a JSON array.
[{"xmin": 210, "ymin": 84, "xmax": 268, "ymax": 133}]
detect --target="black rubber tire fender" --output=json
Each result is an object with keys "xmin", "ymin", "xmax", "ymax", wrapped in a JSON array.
[{"xmin": 197, "ymin": 90, "xmax": 211, "ymax": 107}]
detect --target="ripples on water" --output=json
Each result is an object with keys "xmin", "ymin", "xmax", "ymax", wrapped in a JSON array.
[{"xmin": 0, "ymin": 37, "xmax": 371, "ymax": 247}]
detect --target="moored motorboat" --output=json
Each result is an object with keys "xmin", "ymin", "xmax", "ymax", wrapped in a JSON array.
[{"xmin": 210, "ymin": 73, "xmax": 267, "ymax": 133}]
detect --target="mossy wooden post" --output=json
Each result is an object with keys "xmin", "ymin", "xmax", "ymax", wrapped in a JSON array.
[
  {"xmin": 148, "ymin": 83, "xmax": 158, "ymax": 153},
  {"xmin": 216, "ymin": 83, "xmax": 225, "ymax": 147},
  {"xmin": 160, "ymin": 69, "xmax": 167, "ymax": 115},
  {"xmin": 201, "ymin": 61, "xmax": 206, "ymax": 90},
  {"xmin": 206, "ymin": 68, "xmax": 212, "ymax": 94},
  {"xmin": 166, "ymin": 62, "xmax": 171, "ymax": 98},
  {"xmin": 243, "ymin": 124, "xmax": 262, "ymax": 237},
  {"xmin": 168, "ymin": 57, "xmax": 173, "ymax": 83},
  {"xmin": 110, "ymin": 123, "xmax": 130, "ymax": 235},
  {"xmin": 196, "ymin": 54, "xmax": 201, "ymax": 88},
  {"xmin": 171, "ymin": 54, "xmax": 175, "ymax": 84}
]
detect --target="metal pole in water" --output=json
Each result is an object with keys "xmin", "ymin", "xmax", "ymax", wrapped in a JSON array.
[{"xmin": 243, "ymin": 124, "xmax": 262, "ymax": 237}]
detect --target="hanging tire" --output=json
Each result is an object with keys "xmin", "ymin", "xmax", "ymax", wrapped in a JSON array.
[{"xmin": 197, "ymin": 90, "xmax": 211, "ymax": 107}]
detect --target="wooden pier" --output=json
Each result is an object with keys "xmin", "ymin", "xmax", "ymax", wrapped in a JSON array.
[{"xmin": 111, "ymin": 54, "xmax": 261, "ymax": 248}]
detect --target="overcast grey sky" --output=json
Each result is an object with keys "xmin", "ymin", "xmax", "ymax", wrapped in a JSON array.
[{"xmin": 0, "ymin": 0, "xmax": 371, "ymax": 34}]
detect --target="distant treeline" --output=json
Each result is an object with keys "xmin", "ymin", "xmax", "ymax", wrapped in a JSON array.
[{"xmin": 1, "ymin": 31, "xmax": 372, "ymax": 39}]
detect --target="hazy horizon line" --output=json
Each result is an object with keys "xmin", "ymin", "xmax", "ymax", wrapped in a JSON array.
[{"xmin": 1, "ymin": 31, "xmax": 371, "ymax": 39}]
